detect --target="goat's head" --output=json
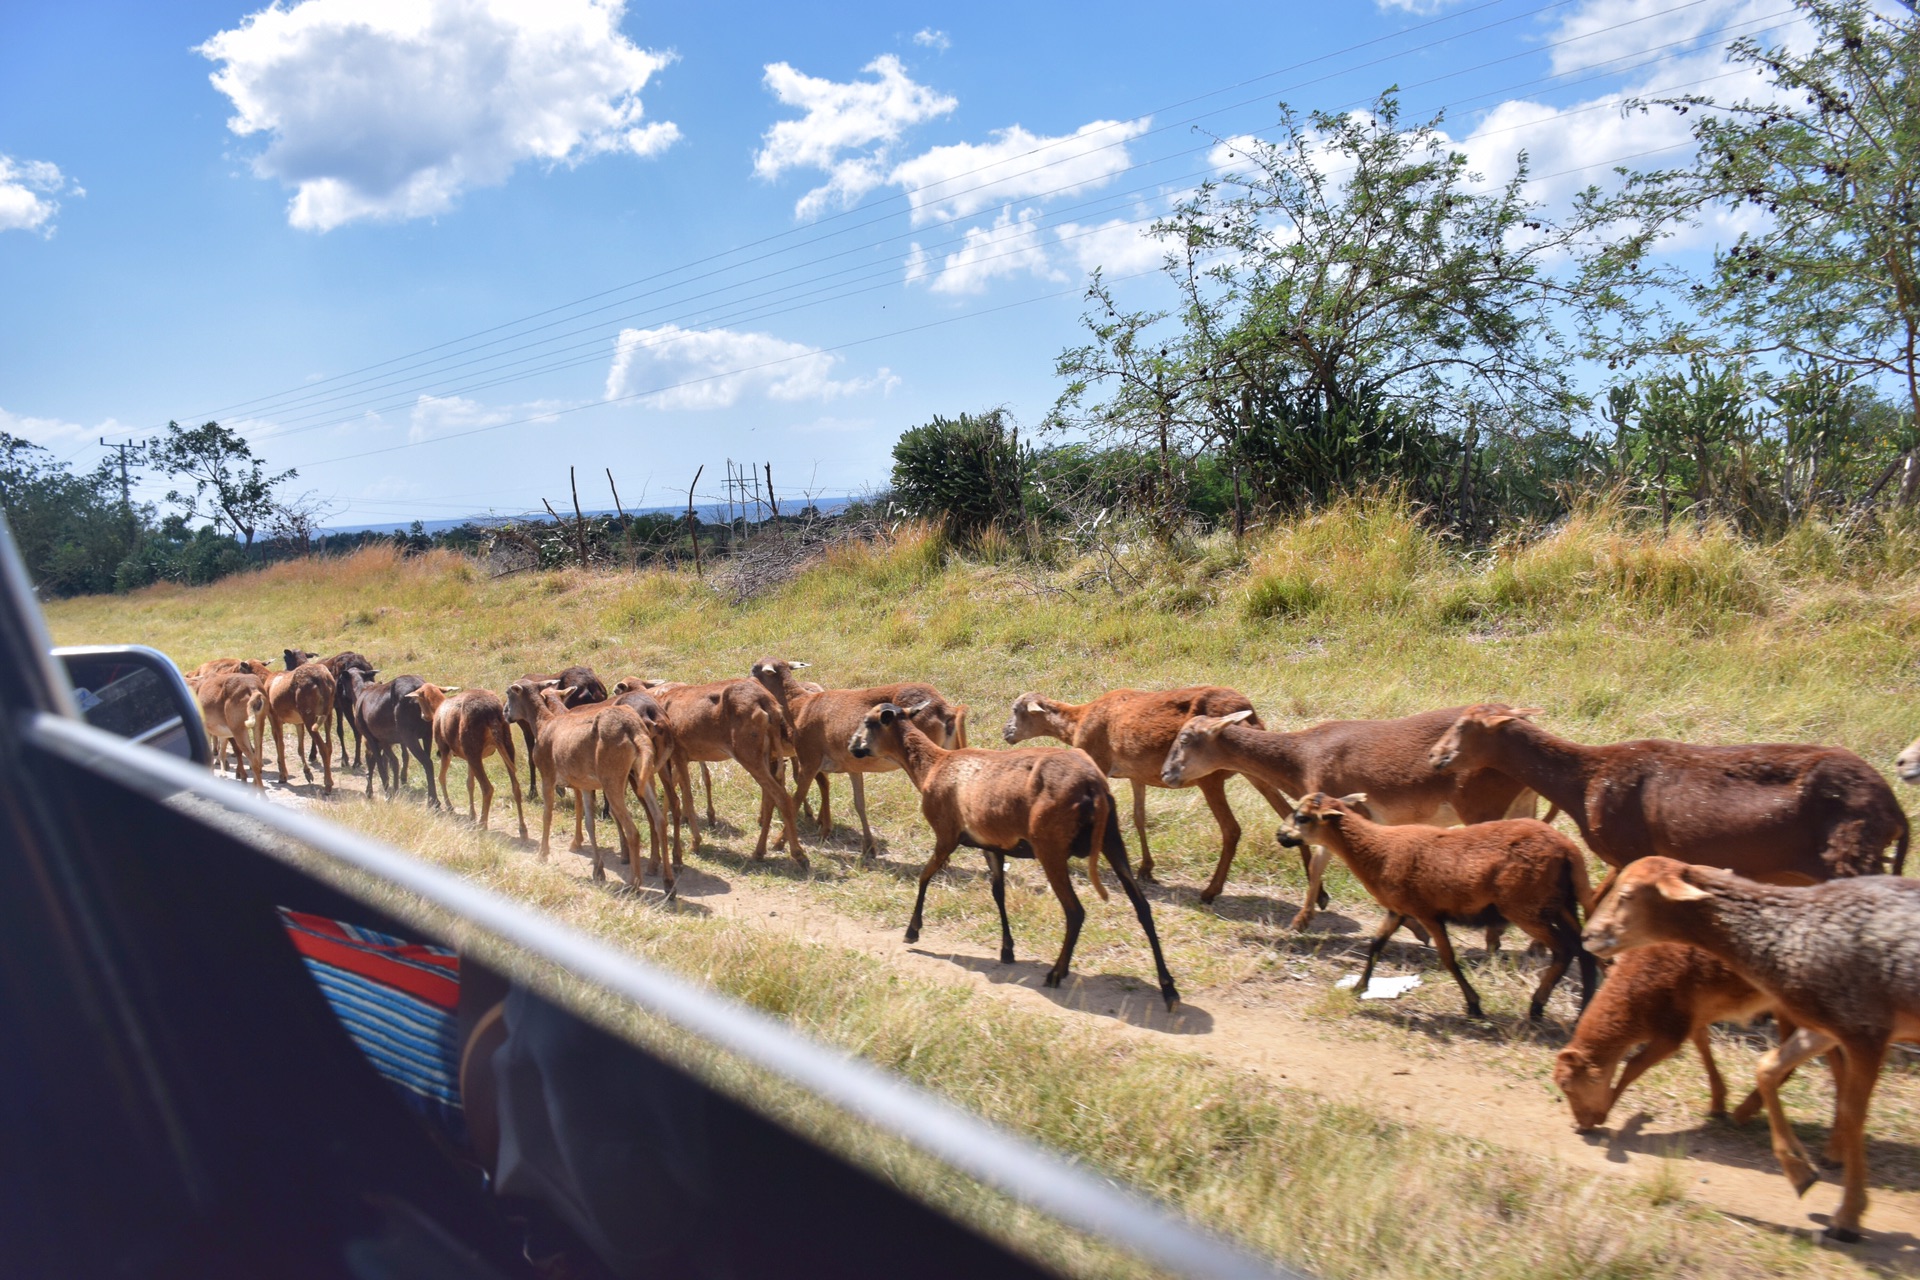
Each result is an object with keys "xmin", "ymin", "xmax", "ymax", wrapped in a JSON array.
[
  {"xmin": 849, "ymin": 702, "xmax": 910, "ymax": 762},
  {"xmin": 1581, "ymin": 856, "xmax": 1714, "ymax": 959},
  {"xmin": 283, "ymin": 648, "xmax": 320, "ymax": 671},
  {"xmin": 237, "ymin": 659, "xmax": 275, "ymax": 678},
  {"xmin": 899, "ymin": 698, "xmax": 965, "ymax": 749},
  {"xmin": 504, "ymin": 678, "xmax": 558, "ymax": 725},
  {"xmin": 402, "ymin": 684, "xmax": 459, "ymax": 719},
  {"xmin": 748, "ymin": 658, "xmax": 809, "ymax": 696},
  {"xmin": 342, "ymin": 667, "xmax": 378, "ymax": 696},
  {"xmin": 1279, "ymin": 792, "xmax": 1372, "ymax": 848},
  {"xmin": 1897, "ymin": 736, "xmax": 1920, "ymax": 785},
  {"xmin": 1002, "ymin": 694, "xmax": 1055, "ymax": 745},
  {"xmin": 1553, "ymin": 1047, "xmax": 1615, "ymax": 1133},
  {"xmin": 1161, "ymin": 709, "xmax": 1253, "ymax": 786},
  {"xmin": 1429, "ymin": 703, "xmax": 1538, "ymax": 772}
]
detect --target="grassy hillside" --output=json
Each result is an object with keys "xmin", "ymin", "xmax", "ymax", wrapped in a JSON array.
[{"xmin": 44, "ymin": 500, "xmax": 1920, "ymax": 1279}]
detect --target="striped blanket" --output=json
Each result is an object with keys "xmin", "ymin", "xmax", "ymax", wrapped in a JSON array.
[{"xmin": 278, "ymin": 908, "xmax": 465, "ymax": 1145}]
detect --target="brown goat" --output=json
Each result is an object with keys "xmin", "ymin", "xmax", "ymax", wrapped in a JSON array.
[
  {"xmin": 1281, "ymin": 793, "xmax": 1595, "ymax": 1020},
  {"xmin": 1431, "ymin": 706, "xmax": 1909, "ymax": 884},
  {"xmin": 611, "ymin": 685, "xmax": 683, "ymax": 866},
  {"xmin": 849, "ymin": 703, "xmax": 1179, "ymax": 1009},
  {"xmin": 507, "ymin": 683, "xmax": 670, "ymax": 897},
  {"xmin": 265, "ymin": 656, "xmax": 336, "ymax": 794},
  {"xmin": 185, "ymin": 657, "xmax": 275, "ymax": 680},
  {"xmin": 405, "ymin": 684, "xmax": 526, "ymax": 838},
  {"xmin": 751, "ymin": 658, "xmax": 968, "ymax": 856},
  {"xmin": 1163, "ymin": 707, "xmax": 1537, "ymax": 928},
  {"xmin": 1585, "ymin": 858, "xmax": 1920, "ymax": 1242},
  {"xmin": 506, "ymin": 666, "xmax": 608, "ymax": 792},
  {"xmin": 193, "ymin": 671, "xmax": 268, "ymax": 789},
  {"xmin": 641, "ymin": 677, "xmax": 805, "ymax": 869},
  {"xmin": 1003, "ymin": 687, "xmax": 1298, "ymax": 903},
  {"xmin": 1555, "ymin": 943, "xmax": 1779, "ymax": 1131}
]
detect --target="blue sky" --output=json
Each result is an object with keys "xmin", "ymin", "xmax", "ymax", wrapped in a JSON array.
[{"xmin": 1, "ymin": 0, "xmax": 1787, "ymax": 527}]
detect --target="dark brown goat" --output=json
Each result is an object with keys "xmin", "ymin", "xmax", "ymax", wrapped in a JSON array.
[
  {"xmin": 506, "ymin": 666, "xmax": 607, "ymax": 791},
  {"xmin": 349, "ymin": 671, "xmax": 427, "ymax": 800},
  {"xmin": 1281, "ymin": 793, "xmax": 1595, "ymax": 1020},
  {"xmin": 1162, "ymin": 706, "xmax": 1536, "ymax": 928},
  {"xmin": 1430, "ymin": 706, "xmax": 1909, "ymax": 884},
  {"xmin": 1003, "ymin": 686, "xmax": 1295, "ymax": 903},
  {"xmin": 850, "ymin": 703, "xmax": 1178, "ymax": 1009}
]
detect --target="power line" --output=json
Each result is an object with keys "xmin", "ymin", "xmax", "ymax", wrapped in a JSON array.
[{"xmin": 225, "ymin": 5, "xmax": 1793, "ymax": 441}]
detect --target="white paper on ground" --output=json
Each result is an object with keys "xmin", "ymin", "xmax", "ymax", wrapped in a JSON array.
[{"xmin": 1335, "ymin": 973, "xmax": 1422, "ymax": 1000}]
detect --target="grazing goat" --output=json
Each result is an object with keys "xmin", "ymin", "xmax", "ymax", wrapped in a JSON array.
[
  {"xmin": 641, "ymin": 677, "xmax": 806, "ymax": 869},
  {"xmin": 752, "ymin": 658, "xmax": 968, "ymax": 855},
  {"xmin": 1280, "ymin": 794, "xmax": 1595, "ymax": 1020},
  {"xmin": 1431, "ymin": 706, "xmax": 1909, "ymax": 884},
  {"xmin": 405, "ymin": 684, "xmax": 525, "ymax": 838},
  {"xmin": 1004, "ymin": 687, "xmax": 1299, "ymax": 905},
  {"xmin": 850, "ymin": 703, "xmax": 1179, "ymax": 1010},
  {"xmin": 1555, "ymin": 943, "xmax": 1778, "ymax": 1131},
  {"xmin": 265, "ymin": 654, "xmax": 336, "ymax": 794},
  {"xmin": 349, "ymin": 671, "xmax": 427, "ymax": 800},
  {"xmin": 506, "ymin": 666, "xmax": 608, "ymax": 791},
  {"xmin": 1584, "ymin": 858, "xmax": 1920, "ymax": 1242},
  {"xmin": 506, "ymin": 683, "xmax": 670, "ymax": 897},
  {"xmin": 193, "ymin": 671, "xmax": 268, "ymax": 789},
  {"xmin": 1163, "ymin": 706, "xmax": 1537, "ymax": 928}
]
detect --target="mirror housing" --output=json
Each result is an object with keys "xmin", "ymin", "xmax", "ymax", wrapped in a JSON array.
[{"xmin": 54, "ymin": 645, "xmax": 210, "ymax": 766}]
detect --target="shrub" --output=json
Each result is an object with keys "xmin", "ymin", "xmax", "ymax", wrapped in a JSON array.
[{"xmin": 890, "ymin": 410, "xmax": 1028, "ymax": 540}]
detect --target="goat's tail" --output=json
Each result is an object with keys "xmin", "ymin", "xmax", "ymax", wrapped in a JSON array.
[
  {"xmin": 1066, "ymin": 782, "xmax": 1113, "ymax": 902},
  {"xmin": 1896, "ymin": 812, "xmax": 1910, "ymax": 878},
  {"xmin": 495, "ymin": 717, "xmax": 518, "ymax": 767},
  {"xmin": 1566, "ymin": 845, "xmax": 1597, "ymax": 917}
]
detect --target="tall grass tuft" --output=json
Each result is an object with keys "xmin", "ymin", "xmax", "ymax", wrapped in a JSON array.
[{"xmin": 1245, "ymin": 495, "xmax": 1444, "ymax": 620}]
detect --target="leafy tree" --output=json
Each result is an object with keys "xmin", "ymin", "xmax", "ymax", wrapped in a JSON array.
[
  {"xmin": 0, "ymin": 434, "xmax": 143, "ymax": 596},
  {"xmin": 889, "ymin": 410, "xmax": 1028, "ymax": 538},
  {"xmin": 148, "ymin": 420, "xmax": 295, "ymax": 547},
  {"xmin": 1615, "ymin": 0, "xmax": 1920, "ymax": 500}
]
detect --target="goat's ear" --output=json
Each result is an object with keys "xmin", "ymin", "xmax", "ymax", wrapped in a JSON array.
[
  {"xmin": 1024, "ymin": 700, "xmax": 1045, "ymax": 714},
  {"xmin": 1513, "ymin": 706, "xmax": 1544, "ymax": 719},
  {"xmin": 540, "ymin": 678, "xmax": 562, "ymax": 689},
  {"xmin": 1654, "ymin": 872, "xmax": 1712, "ymax": 903},
  {"xmin": 791, "ymin": 660, "xmax": 810, "ymax": 669},
  {"xmin": 1338, "ymin": 792, "xmax": 1369, "ymax": 807},
  {"xmin": 878, "ymin": 704, "xmax": 899, "ymax": 725},
  {"xmin": 442, "ymin": 685, "xmax": 462, "ymax": 695},
  {"xmin": 1221, "ymin": 709, "xmax": 1254, "ymax": 725}
]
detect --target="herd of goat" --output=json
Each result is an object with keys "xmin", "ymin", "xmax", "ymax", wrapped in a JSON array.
[{"xmin": 179, "ymin": 648, "xmax": 1920, "ymax": 1242}]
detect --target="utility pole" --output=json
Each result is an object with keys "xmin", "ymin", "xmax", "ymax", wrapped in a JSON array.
[{"xmin": 101, "ymin": 437, "xmax": 136, "ymax": 521}]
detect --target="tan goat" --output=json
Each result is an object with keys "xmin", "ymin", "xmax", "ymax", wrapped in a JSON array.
[
  {"xmin": 1163, "ymin": 706, "xmax": 1537, "ymax": 929},
  {"xmin": 1585, "ymin": 858, "xmax": 1920, "ymax": 1242},
  {"xmin": 265, "ymin": 655, "xmax": 336, "ymax": 794},
  {"xmin": 507, "ymin": 683, "xmax": 671, "ymax": 897},
  {"xmin": 405, "ymin": 684, "xmax": 526, "ymax": 838},
  {"xmin": 850, "ymin": 702, "xmax": 1179, "ymax": 1010},
  {"xmin": 751, "ymin": 657, "xmax": 968, "ymax": 856},
  {"xmin": 1281, "ymin": 793, "xmax": 1595, "ymax": 1020},
  {"xmin": 626, "ymin": 677, "xmax": 805, "ymax": 870},
  {"xmin": 1003, "ymin": 687, "xmax": 1296, "ymax": 905},
  {"xmin": 193, "ymin": 671, "xmax": 268, "ymax": 789}
]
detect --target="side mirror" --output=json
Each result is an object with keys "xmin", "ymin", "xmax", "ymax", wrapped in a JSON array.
[{"xmin": 54, "ymin": 645, "xmax": 211, "ymax": 767}]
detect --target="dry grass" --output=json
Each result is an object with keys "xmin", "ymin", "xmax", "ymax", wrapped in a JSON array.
[{"xmin": 45, "ymin": 499, "xmax": 1920, "ymax": 1279}]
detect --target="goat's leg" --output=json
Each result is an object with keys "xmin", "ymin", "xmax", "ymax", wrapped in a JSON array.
[
  {"xmin": 1824, "ymin": 1036, "xmax": 1885, "ymax": 1242},
  {"xmin": 904, "ymin": 838, "xmax": 956, "ymax": 944},
  {"xmin": 1290, "ymin": 846, "xmax": 1333, "ymax": 931},
  {"xmin": 795, "ymin": 759, "xmax": 831, "ymax": 837},
  {"xmin": 1731, "ymin": 1012, "xmax": 1806, "ymax": 1126},
  {"xmin": 476, "ymin": 760, "xmax": 495, "ymax": 833},
  {"xmin": 318, "ymin": 722, "xmax": 333, "ymax": 796},
  {"xmin": 573, "ymin": 788, "xmax": 591, "ymax": 853},
  {"xmin": 1037, "ymin": 852, "xmax": 1087, "ymax": 990},
  {"xmin": 1246, "ymin": 777, "xmax": 1328, "ymax": 908},
  {"xmin": 1606, "ymin": 1036, "xmax": 1687, "ymax": 1118},
  {"xmin": 985, "ymin": 852, "xmax": 1014, "ymax": 963},
  {"xmin": 851, "ymin": 773, "xmax": 876, "ymax": 858},
  {"xmin": 1427, "ymin": 922, "xmax": 1483, "ymax": 1019},
  {"xmin": 1129, "ymin": 780, "xmax": 1155, "ymax": 885},
  {"xmin": 700, "ymin": 763, "xmax": 715, "ymax": 826},
  {"xmin": 439, "ymin": 747, "xmax": 456, "ymax": 817},
  {"xmin": 1688, "ymin": 1028, "xmax": 1731, "ymax": 1118},
  {"xmin": 538, "ymin": 777, "xmax": 557, "ymax": 861},
  {"xmin": 1356, "ymin": 911, "xmax": 1406, "ymax": 997},
  {"xmin": 518, "ymin": 721, "xmax": 539, "ymax": 794},
  {"xmin": 504, "ymin": 740, "xmax": 528, "ymax": 840},
  {"xmin": 1755, "ymin": 1025, "xmax": 1835, "ymax": 1198},
  {"xmin": 1518, "ymin": 920, "xmax": 1573, "ymax": 1021},
  {"xmin": 744, "ymin": 756, "xmax": 807, "ymax": 870},
  {"xmin": 638, "ymin": 779, "xmax": 671, "ymax": 898},
  {"xmin": 1195, "ymin": 773, "xmax": 1244, "ymax": 902},
  {"xmin": 364, "ymin": 738, "xmax": 377, "ymax": 798},
  {"xmin": 676, "ymin": 758, "xmax": 702, "ymax": 852},
  {"xmin": 271, "ymin": 715, "xmax": 290, "ymax": 783},
  {"xmin": 1101, "ymin": 819, "xmax": 1180, "ymax": 1010}
]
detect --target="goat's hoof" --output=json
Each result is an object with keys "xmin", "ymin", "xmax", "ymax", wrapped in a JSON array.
[
  {"xmin": 592, "ymin": 868, "xmax": 606, "ymax": 882},
  {"xmin": 1787, "ymin": 1162, "xmax": 1819, "ymax": 1196},
  {"xmin": 1161, "ymin": 986, "xmax": 1180, "ymax": 1011},
  {"xmin": 1823, "ymin": 1225, "xmax": 1862, "ymax": 1244},
  {"xmin": 1137, "ymin": 869, "xmax": 1158, "ymax": 885},
  {"xmin": 1466, "ymin": 1005, "xmax": 1485, "ymax": 1020},
  {"xmin": 1317, "ymin": 892, "xmax": 1331, "ymax": 909},
  {"xmin": 999, "ymin": 948, "xmax": 1015, "ymax": 964},
  {"xmin": 1527, "ymin": 1006, "xmax": 1546, "ymax": 1022},
  {"xmin": 1198, "ymin": 888, "xmax": 1219, "ymax": 905},
  {"xmin": 1818, "ymin": 1151, "xmax": 1844, "ymax": 1171},
  {"xmin": 1289, "ymin": 913, "xmax": 1314, "ymax": 931},
  {"xmin": 904, "ymin": 929, "xmax": 920, "ymax": 944},
  {"xmin": 1043, "ymin": 972, "xmax": 1064, "ymax": 989}
]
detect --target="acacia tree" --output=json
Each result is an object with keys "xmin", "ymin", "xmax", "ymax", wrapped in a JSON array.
[
  {"xmin": 1615, "ymin": 0, "xmax": 1920, "ymax": 502},
  {"xmin": 1054, "ymin": 92, "xmax": 1628, "ymax": 527},
  {"xmin": 149, "ymin": 420, "xmax": 295, "ymax": 548}
]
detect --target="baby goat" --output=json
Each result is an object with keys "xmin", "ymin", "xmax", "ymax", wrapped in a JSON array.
[
  {"xmin": 1282, "ymin": 793, "xmax": 1595, "ymax": 1020},
  {"xmin": 849, "ymin": 703, "xmax": 1179, "ymax": 1010}
]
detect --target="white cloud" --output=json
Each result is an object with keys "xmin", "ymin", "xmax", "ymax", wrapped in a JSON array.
[
  {"xmin": 912, "ymin": 28, "xmax": 950, "ymax": 50},
  {"xmin": 1055, "ymin": 215, "xmax": 1173, "ymax": 277},
  {"xmin": 908, "ymin": 205, "xmax": 1065, "ymax": 295},
  {"xmin": 198, "ymin": 0, "xmax": 679, "ymax": 232},
  {"xmin": 1374, "ymin": 0, "xmax": 1471, "ymax": 11},
  {"xmin": 0, "ymin": 157, "xmax": 81, "ymax": 236},
  {"xmin": 755, "ymin": 55, "xmax": 956, "ymax": 219},
  {"xmin": 605, "ymin": 325, "xmax": 895, "ymax": 408},
  {"xmin": 407, "ymin": 393, "xmax": 562, "ymax": 443},
  {"xmin": 890, "ymin": 118, "xmax": 1149, "ymax": 226},
  {"xmin": 1544, "ymin": 0, "xmax": 1782, "ymax": 75},
  {"xmin": 0, "ymin": 406, "xmax": 94, "ymax": 447}
]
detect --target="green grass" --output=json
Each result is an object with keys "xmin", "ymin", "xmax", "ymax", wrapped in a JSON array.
[{"xmin": 44, "ymin": 500, "xmax": 1920, "ymax": 1279}]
